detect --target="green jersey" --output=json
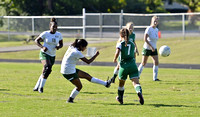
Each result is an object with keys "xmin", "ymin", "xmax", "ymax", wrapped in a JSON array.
[
  {"xmin": 129, "ymin": 32, "xmax": 135, "ymax": 42},
  {"xmin": 117, "ymin": 40, "xmax": 135, "ymax": 65}
]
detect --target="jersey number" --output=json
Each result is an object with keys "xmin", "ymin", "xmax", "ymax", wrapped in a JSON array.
[
  {"xmin": 127, "ymin": 44, "xmax": 131, "ymax": 55},
  {"xmin": 52, "ymin": 38, "xmax": 56, "ymax": 43}
]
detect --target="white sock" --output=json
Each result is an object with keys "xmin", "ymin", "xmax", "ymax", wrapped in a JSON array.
[
  {"xmin": 134, "ymin": 84, "xmax": 142, "ymax": 93},
  {"xmin": 39, "ymin": 78, "xmax": 46, "ymax": 89},
  {"xmin": 70, "ymin": 88, "xmax": 79, "ymax": 99},
  {"xmin": 153, "ymin": 65, "xmax": 158, "ymax": 80},
  {"xmin": 91, "ymin": 77, "xmax": 106, "ymax": 86},
  {"xmin": 113, "ymin": 67, "xmax": 119, "ymax": 75},
  {"xmin": 34, "ymin": 74, "xmax": 42, "ymax": 89},
  {"xmin": 118, "ymin": 86, "xmax": 124, "ymax": 91},
  {"xmin": 138, "ymin": 63, "xmax": 144, "ymax": 76}
]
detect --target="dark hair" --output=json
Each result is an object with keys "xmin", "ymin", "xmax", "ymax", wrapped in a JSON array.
[
  {"xmin": 50, "ymin": 17, "xmax": 57, "ymax": 26},
  {"xmin": 71, "ymin": 39, "xmax": 88, "ymax": 50},
  {"xmin": 120, "ymin": 28, "xmax": 129, "ymax": 46}
]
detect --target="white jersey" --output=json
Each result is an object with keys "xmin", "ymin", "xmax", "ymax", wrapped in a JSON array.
[
  {"xmin": 39, "ymin": 31, "xmax": 62, "ymax": 56},
  {"xmin": 61, "ymin": 46, "xmax": 84, "ymax": 74},
  {"xmin": 143, "ymin": 26, "xmax": 158, "ymax": 50}
]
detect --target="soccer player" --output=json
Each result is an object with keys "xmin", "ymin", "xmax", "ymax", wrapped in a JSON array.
[
  {"xmin": 111, "ymin": 22, "xmax": 139, "ymax": 83},
  {"xmin": 61, "ymin": 39, "xmax": 112, "ymax": 103},
  {"xmin": 33, "ymin": 18, "xmax": 63, "ymax": 93},
  {"xmin": 113, "ymin": 28, "xmax": 144, "ymax": 105},
  {"xmin": 138, "ymin": 16, "xmax": 160, "ymax": 81}
]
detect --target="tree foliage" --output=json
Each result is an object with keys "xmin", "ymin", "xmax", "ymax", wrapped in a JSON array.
[{"xmin": 175, "ymin": 0, "xmax": 200, "ymax": 12}]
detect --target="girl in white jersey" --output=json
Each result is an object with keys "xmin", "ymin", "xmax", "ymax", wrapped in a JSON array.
[
  {"xmin": 61, "ymin": 39, "xmax": 111, "ymax": 103},
  {"xmin": 33, "ymin": 18, "xmax": 63, "ymax": 93},
  {"xmin": 138, "ymin": 16, "xmax": 160, "ymax": 81}
]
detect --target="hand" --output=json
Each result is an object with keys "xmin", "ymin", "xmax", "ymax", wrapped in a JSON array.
[
  {"xmin": 113, "ymin": 59, "xmax": 117, "ymax": 63},
  {"xmin": 150, "ymin": 46, "xmax": 155, "ymax": 52},
  {"xmin": 55, "ymin": 46, "xmax": 60, "ymax": 50},
  {"xmin": 95, "ymin": 51, "xmax": 100, "ymax": 56},
  {"xmin": 136, "ymin": 49, "xmax": 139, "ymax": 56},
  {"xmin": 42, "ymin": 46, "xmax": 48, "ymax": 52}
]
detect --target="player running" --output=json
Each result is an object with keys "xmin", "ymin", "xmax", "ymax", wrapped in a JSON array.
[
  {"xmin": 113, "ymin": 28, "xmax": 144, "ymax": 105},
  {"xmin": 33, "ymin": 18, "xmax": 63, "ymax": 93},
  {"xmin": 61, "ymin": 39, "xmax": 112, "ymax": 103}
]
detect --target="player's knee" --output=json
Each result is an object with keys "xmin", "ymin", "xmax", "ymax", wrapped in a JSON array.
[
  {"xmin": 43, "ymin": 64, "xmax": 52, "ymax": 78},
  {"xmin": 77, "ymin": 85, "xmax": 82, "ymax": 91}
]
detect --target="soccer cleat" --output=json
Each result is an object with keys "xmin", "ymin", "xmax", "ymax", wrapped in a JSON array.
[
  {"xmin": 137, "ymin": 92, "xmax": 144, "ymax": 105},
  {"xmin": 33, "ymin": 88, "xmax": 38, "ymax": 91},
  {"xmin": 153, "ymin": 79, "xmax": 160, "ymax": 81},
  {"xmin": 116, "ymin": 96, "xmax": 123, "ymax": 104},
  {"xmin": 105, "ymin": 77, "xmax": 112, "ymax": 88},
  {"xmin": 38, "ymin": 87, "xmax": 43, "ymax": 93},
  {"xmin": 67, "ymin": 97, "xmax": 74, "ymax": 103}
]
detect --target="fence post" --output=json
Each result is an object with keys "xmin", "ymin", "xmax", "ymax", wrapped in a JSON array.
[
  {"xmin": 119, "ymin": 10, "xmax": 123, "ymax": 31},
  {"xmin": 82, "ymin": 8, "xmax": 86, "ymax": 39},
  {"xmin": 99, "ymin": 13, "xmax": 103, "ymax": 39},
  {"xmin": 182, "ymin": 14, "xmax": 185, "ymax": 40},
  {"xmin": 32, "ymin": 17, "xmax": 35, "ymax": 35},
  {"xmin": 7, "ymin": 17, "xmax": 10, "ymax": 40}
]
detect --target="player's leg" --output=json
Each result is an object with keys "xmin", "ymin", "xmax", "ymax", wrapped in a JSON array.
[
  {"xmin": 67, "ymin": 78, "xmax": 82, "ymax": 103},
  {"xmin": 131, "ymin": 78, "xmax": 144, "ymax": 105},
  {"xmin": 151, "ymin": 55, "xmax": 159, "ymax": 81},
  {"xmin": 78, "ymin": 69, "xmax": 111, "ymax": 88},
  {"xmin": 116, "ymin": 79, "xmax": 125, "ymax": 104},
  {"xmin": 111, "ymin": 63, "xmax": 120, "ymax": 83},
  {"xmin": 33, "ymin": 74, "xmax": 42, "ymax": 91},
  {"xmin": 38, "ymin": 59, "xmax": 52, "ymax": 93},
  {"xmin": 138, "ymin": 55, "xmax": 148, "ymax": 76}
]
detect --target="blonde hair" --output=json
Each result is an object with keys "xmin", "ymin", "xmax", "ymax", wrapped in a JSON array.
[
  {"xmin": 151, "ymin": 15, "xmax": 158, "ymax": 25},
  {"xmin": 126, "ymin": 22, "xmax": 134, "ymax": 30}
]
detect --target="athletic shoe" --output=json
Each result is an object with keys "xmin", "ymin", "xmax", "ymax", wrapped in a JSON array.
[
  {"xmin": 116, "ymin": 96, "xmax": 123, "ymax": 104},
  {"xmin": 137, "ymin": 92, "xmax": 144, "ymax": 105},
  {"xmin": 153, "ymin": 79, "xmax": 160, "ymax": 81},
  {"xmin": 105, "ymin": 77, "xmax": 112, "ymax": 88},
  {"xmin": 67, "ymin": 97, "xmax": 74, "ymax": 103},
  {"xmin": 38, "ymin": 87, "xmax": 43, "ymax": 93},
  {"xmin": 33, "ymin": 88, "xmax": 38, "ymax": 91}
]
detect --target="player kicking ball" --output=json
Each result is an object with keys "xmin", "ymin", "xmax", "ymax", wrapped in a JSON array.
[{"xmin": 61, "ymin": 39, "xmax": 112, "ymax": 103}]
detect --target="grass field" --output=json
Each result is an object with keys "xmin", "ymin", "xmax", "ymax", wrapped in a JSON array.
[
  {"xmin": 0, "ymin": 37, "xmax": 200, "ymax": 64},
  {"xmin": 0, "ymin": 63, "xmax": 200, "ymax": 117}
]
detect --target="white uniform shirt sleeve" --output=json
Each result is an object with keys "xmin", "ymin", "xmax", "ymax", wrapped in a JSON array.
[
  {"xmin": 116, "ymin": 42, "xmax": 121, "ymax": 50},
  {"xmin": 39, "ymin": 31, "xmax": 46, "ymax": 40}
]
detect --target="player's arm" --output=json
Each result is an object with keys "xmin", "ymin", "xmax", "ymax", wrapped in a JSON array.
[
  {"xmin": 80, "ymin": 51, "xmax": 99, "ymax": 64},
  {"xmin": 113, "ymin": 48, "xmax": 120, "ymax": 63},
  {"xmin": 133, "ymin": 41, "xmax": 139, "ymax": 56},
  {"xmin": 144, "ymin": 34, "xmax": 155, "ymax": 52},
  {"xmin": 35, "ymin": 37, "xmax": 48, "ymax": 52},
  {"xmin": 56, "ymin": 40, "xmax": 63, "ymax": 50}
]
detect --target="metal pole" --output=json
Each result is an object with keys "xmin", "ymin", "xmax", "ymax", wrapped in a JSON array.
[
  {"xmin": 8, "ymin": 18, "xmax": 10, "ymax": 40},
  {"xmin": 82, "ymin": 8, "xmax": 86, "ymax": 39},
  {"xmin": 99, "ymin": 13, "xmax": 103, "ymax": 39},
  {"xmin": 32, "ymin": 18, "xmax": 34, "ymax": 35},
  {"xmin": 119, "ymin": 10, "xmax": 123, "ymax": 31},
  {"xmin": 182, "ymin": 14, "xmax": 185, "ymax": 40}
]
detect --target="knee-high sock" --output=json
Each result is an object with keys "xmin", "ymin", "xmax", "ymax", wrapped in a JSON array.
[
  {"xmin": 113, "ymin": 67, "xmax": 119, "ymax": 77},
  {"xmin": 153, "ymin": 65, "xmax": 158, "ymax": 80},
  {"xmin": 91, "ymin": 77, "xmax": 106, "ymax": 86},
  {"xmin": 134, "ymin": 84, "xmax": 142, "ymax": 93},
  {"xmin": 34, "ymin": 74, "xmax": 42, "ymax": 89},
  {"xmin": 138, "ymin": 63, "xmax": 144, "ymax": 76},
  {"xmin": 39, "ymin": 78, "xmax": 46, "ymax": 89},
  {"xmin": 118, "ymin": 87, "xmax": 124, "ymax": 99},
  {"xmin": 70, "ymin": 88, "xmax": 79, "ymax": 99}
]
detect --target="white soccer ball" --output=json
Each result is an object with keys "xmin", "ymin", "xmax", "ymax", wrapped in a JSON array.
[{"xmin": 159, "ymin": 45, "xmax": 171, "ymax": 57}]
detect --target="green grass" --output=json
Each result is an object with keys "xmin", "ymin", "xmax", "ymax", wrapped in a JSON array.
[
  {"xmin": 0, "ymin": 63, "xmax": 200, "ymax": 116},
  {"xmin": 0, "ymin": 37, "xmax": 200, "ymax": 64}
]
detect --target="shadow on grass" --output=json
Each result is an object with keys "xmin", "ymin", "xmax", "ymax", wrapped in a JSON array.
[
  {"xmin": 0, "ymin": 89, "xmax": 10, "ymax": 91},
  {"xmin": 81, "ymin": 91, "xmax": 115, "ymax": 94},
  {"xmin": 148, "ymin": 103, "xmax": 200, "ymax": 108}
]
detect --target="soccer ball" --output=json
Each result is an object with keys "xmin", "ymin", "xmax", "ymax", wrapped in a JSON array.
[{"xmin": 159, "ymin": 45, "xmax": 171, "ymax": 57}]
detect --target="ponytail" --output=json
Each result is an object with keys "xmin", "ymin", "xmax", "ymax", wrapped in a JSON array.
[
  {"xmin": 120, "ymin": 28, "xmax": 129, "ymax": 46},
  {"xmin": 50, "ymin": 17, "xmax": 57, "ymax": 26},
  {"xmin": 71, "ymin": 39, "xmax": 88, "ymax": 50}
]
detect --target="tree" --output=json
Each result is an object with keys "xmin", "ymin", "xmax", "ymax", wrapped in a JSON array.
[{"xmin": 145, "ymin": 0, "xmax": 166, "ymax": 13}]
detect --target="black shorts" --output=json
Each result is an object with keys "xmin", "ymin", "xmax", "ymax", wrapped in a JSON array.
[{"xmin": 142, "ymin": 48, "xmax": 158, "ymax": 56}]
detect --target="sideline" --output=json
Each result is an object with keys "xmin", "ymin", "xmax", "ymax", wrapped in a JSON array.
[{"xmin": 0, "ymin": 59, "xmax": 199, "ymax": 69}]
